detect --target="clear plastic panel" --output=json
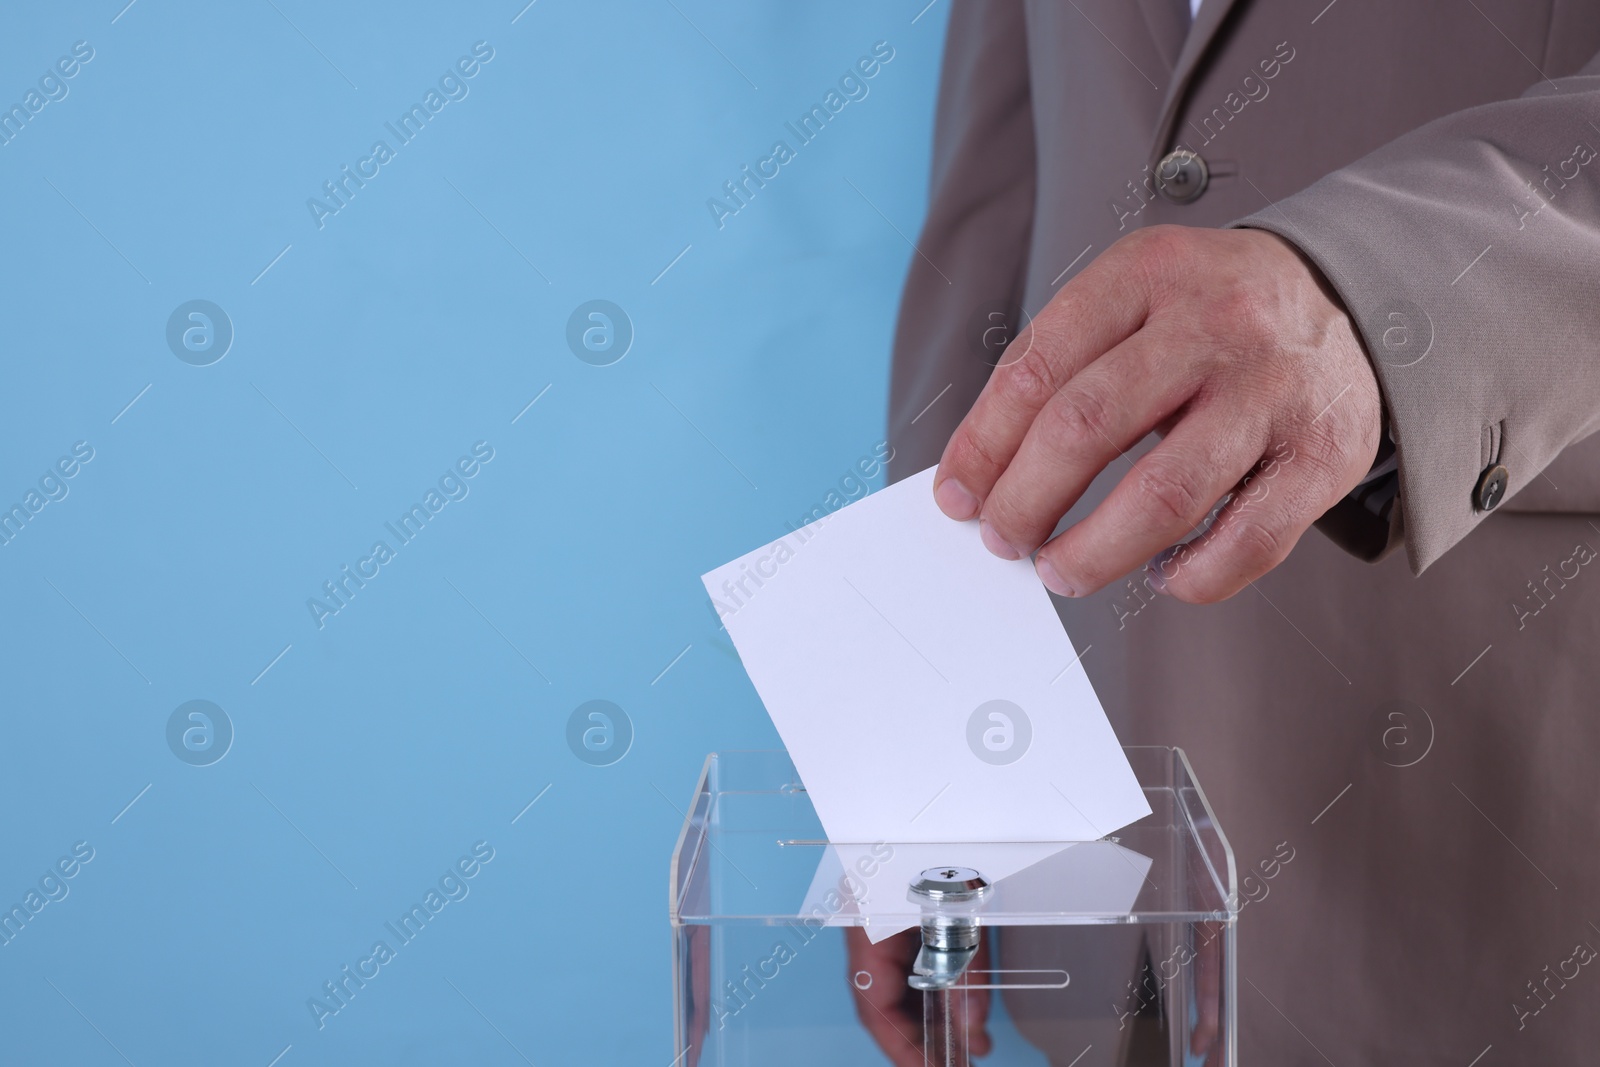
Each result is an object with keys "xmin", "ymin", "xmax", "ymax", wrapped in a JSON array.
[{"xmin": 671, "ymin": 748, "xmax": 1237, "ymax": 1066}]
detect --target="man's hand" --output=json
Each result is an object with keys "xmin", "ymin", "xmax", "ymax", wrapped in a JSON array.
[{"xmin": 933, "ymin": 225, "xmax": 1382, "ymax": 603}]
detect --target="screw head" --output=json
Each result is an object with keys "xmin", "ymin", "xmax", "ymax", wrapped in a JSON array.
[{"xmin": 910, "ymin": 867, "xmax": 990, "ymax": 903}]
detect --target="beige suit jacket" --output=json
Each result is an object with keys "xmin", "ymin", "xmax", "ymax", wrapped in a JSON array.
[{"xmin": 889, "ymin": 1, "xmax": 1600, "ymax": 1062}]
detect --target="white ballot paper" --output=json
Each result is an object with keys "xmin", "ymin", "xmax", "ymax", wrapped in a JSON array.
[{"xmin": 702, "ymin": 466, "xmax": 1152, "ymax": 940}]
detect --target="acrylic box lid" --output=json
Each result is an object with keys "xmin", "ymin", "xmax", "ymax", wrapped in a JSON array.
[{"xmin": 669, "ymin": 747, "xmax": 1237, "ymax": 935}]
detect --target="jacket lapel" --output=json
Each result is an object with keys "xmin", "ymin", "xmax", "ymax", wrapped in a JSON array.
[
  {"xmin": 1150, "ymin": 0, "xmax": 1244, "ymax": 152},
  {"xmin": 1133, "ymin": 0, "xmax": 1187, "ymax": 72}
]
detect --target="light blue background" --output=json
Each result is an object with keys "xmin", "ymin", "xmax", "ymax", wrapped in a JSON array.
[{"xmin": 0, "ymin": 2, "xmax": 947, "ymax": 1063}]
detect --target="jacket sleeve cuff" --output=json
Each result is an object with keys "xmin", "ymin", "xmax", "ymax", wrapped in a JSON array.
[{"xmin": 1229, "ymin": 208, "xmax": 1497, "ymax": 576}]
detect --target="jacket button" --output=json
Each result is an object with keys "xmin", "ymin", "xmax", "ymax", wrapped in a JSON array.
[
  {"xmin": 1475, "ymin": 464, "xmax": 1508, "ymax": 511},
  {"xmin": 1156, "ymin": 149, "xmax": 1208, "ymax": 204}
]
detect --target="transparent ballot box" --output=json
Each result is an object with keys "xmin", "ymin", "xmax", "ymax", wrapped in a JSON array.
[{"xmin": 669, "ymin": 748, "xmax": 1237, "ymax": 1067}]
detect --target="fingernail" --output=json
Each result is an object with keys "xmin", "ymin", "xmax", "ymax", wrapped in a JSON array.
[
  {"xmin": 979, "ymin": 519, "xmax": 1022, "ymax": 561},
  {"xmin": 1036, "ymin": 555, "xmax": 1076, "ymax": 597},
  {"xmin": 934, "ymin": 477, "xmax": 979, "ymax": 520}
]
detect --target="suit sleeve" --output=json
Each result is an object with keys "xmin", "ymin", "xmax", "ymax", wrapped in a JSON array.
[
  {"xmin": 887, "ymin": 0, "xmax": 1037, "ymax": 482},
  {"xmin": 1231, "ymin": 54, "xmax": 1600, "ymax": 573}
]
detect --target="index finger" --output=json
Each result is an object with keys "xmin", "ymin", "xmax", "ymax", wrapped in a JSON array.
[{"xmin": 933, "ymin": 238, "xmax": 1156, "ymax": 520}]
